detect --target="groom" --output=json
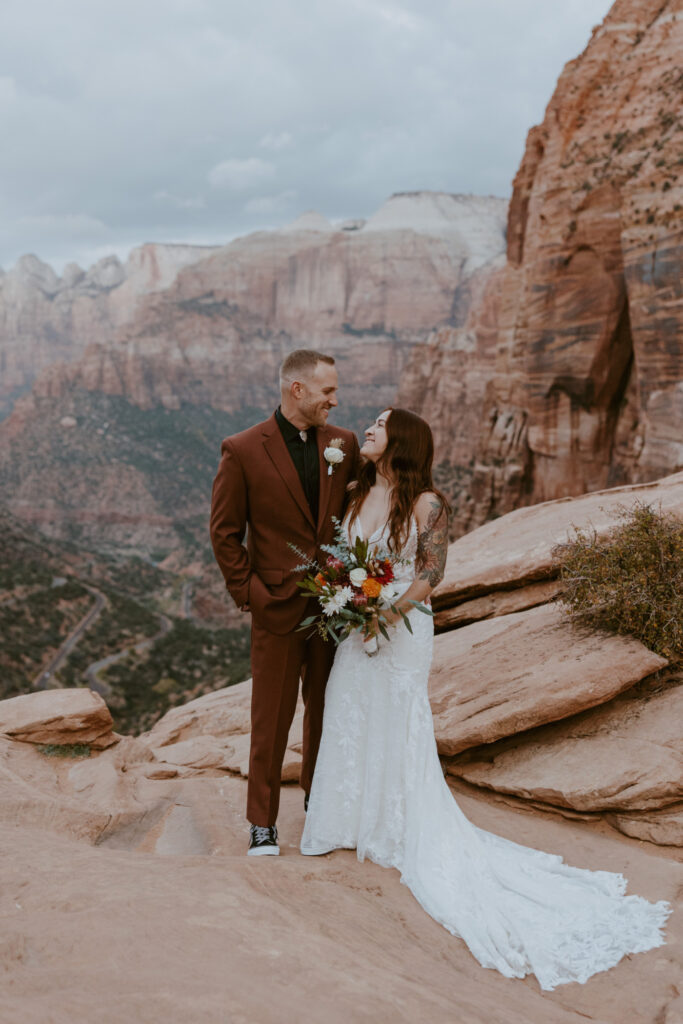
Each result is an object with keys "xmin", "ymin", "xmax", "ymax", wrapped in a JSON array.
[{"xmin": 210, "ymin": 350, "xmax": 360, "ymax": 855}]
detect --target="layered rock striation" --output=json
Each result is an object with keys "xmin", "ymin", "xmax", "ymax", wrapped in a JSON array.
[
  {"xmin": 0, "ymin": 193, "xmax": 507, "ymax": 553},
  {"xmin": 430, "ymin": 470, "xmax": 683, "ymax": 846},
  {"xmin": 0, "ymin": 244, "xmax": 219, "ymax": 420},
  {"xmin": 19, "ymin": 192, "xmax": 508, "ymax": 417},
  {"xmin": 400, "ymin": 0, "xmax": 683, "ymax": 532}
]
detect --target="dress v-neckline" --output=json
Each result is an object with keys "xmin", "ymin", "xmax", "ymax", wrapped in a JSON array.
[{"xmin": 356, "ymin": 516, "xmax": 386, "ymax": 542}]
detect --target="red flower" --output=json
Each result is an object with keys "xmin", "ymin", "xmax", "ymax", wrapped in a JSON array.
[
  {"xmin": 326, "ymin": 556, "xmax": 344, "ymax": 571},
  {"xmin": 376, "ymin": 560, "xmax": 394, "ymax": 584},
  {"xmin": 352, "ymin": 591, "xmax": 369, "ymax": 607}
]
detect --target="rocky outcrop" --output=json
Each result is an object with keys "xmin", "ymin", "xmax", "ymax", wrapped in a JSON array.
[
  {"xmin": 400, "ymin": 0, "xmax": 683, "ymax": 531},
  {"xmin": 143, "ymin": 681, "xmax": 304, "ymax": 783},
  {"xmin": 433, "ymin": 580, "xmax": 561, "ymax": 632},
  {"xmin": 607, "ymin": 804, "xmax": 683, "ymax": 848},
  {"xmin": 429, "ymin": 604, "xmax": 667, "ymax": 756},
  {"xmin": 433, "ymin": 470, "xmax": 683, "ymax": 609},
  {"xmin": 450, "ymin": 675, "xmax": 683, "ymax": 813},
  {"xmin": 0, "ymin": 689, "xmax": 118, "ymax": 749},
  {"xmin": 429, "ymin": 470, "xmax": 683, "ymax": 845}
]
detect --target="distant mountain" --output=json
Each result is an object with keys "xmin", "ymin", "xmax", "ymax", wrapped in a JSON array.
[
  {"xmin": 0, "ymin": 191, "xmax": 507, "ymax": 558},
  {"xmin": 0, "ymin": 243, "xmax": 220, "ymax": 421}
]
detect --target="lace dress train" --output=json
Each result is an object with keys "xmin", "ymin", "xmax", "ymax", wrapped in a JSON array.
[{"xmin": 300, "ymin": 518, "xmax": 671, "ymax": 991}]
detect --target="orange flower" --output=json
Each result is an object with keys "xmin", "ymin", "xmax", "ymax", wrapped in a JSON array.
[
  {"xmin": 314, "ymin": 573, "xmax": 325, "ymax": 588},
  {"xmin": 361, "ymin": 577, "xmax": 382, "ymax": 598}
]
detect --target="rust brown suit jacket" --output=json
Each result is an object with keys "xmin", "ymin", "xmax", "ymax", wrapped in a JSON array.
[{"xmin": 210, "ymin": 413, "xmax": 360, "ymax": 635}]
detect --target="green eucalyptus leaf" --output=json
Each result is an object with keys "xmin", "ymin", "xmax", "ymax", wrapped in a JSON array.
[
  {"xmin": 399, "ymin": 608, "xmax": 413, "ymax": 633},
  {"xmin": 408, "ymin": 600, "xmax": 434, "ymax": 616}
]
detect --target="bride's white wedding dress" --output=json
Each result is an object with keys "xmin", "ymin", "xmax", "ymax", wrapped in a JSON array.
[{"xmin": 301, "ymin": 514, "xmax": 671, "ymax": 991}]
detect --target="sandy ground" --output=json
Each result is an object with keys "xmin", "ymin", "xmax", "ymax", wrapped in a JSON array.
[{"xmin": 1, "ymin": 770, "xmax": 680, "ymax": 1024}]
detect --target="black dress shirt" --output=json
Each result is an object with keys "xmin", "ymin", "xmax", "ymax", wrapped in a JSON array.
[{"xmin": 275, "ymin": 407, "xmax": 319, "ymax": 523}]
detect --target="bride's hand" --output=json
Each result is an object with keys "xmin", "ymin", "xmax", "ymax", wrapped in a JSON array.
[
  {"xmin": 380, "ymin": 605, "xmax": 402, "ymax": 628},
  {"xmin": 364, "ymin": 608, "xmax": 399, "ymax": 642}
]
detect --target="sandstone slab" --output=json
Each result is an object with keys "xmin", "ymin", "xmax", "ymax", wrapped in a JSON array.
[
  {"xmin": 449, "ymin": 680, "xmax": 683, "ymax": 816},
  {"xmin": 429, "ymin": 603, "xmax": 667, "ymax": 756},
  {"xmin": 144, "ymin": 681, "xmax": 254, "ymax": 746},
  {"xmin": 0, "ymin": 688, "xmax": 118, "ymax": 748},
  {"xmin": 433, "ymin": 471, "xmax": 683, "ymax": 607},
  {"xmin": 0, "ymin": 733, "xmax": 171, "ymax": 845},
  {"xmin": 607, "ymin": 805, "xmax": 683, "ymax": 848},
  {"xmin": 434, "ymin": 580, "xmax": 561, "ymax": 632},
  {"xmin": 146, "ymin": 680, "xmax": 304, "ymax": 783}
]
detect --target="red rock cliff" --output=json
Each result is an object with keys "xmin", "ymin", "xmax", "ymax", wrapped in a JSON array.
[{"xmin": 401, "ymin": 0, "xmax": 682, "ymax": 531}]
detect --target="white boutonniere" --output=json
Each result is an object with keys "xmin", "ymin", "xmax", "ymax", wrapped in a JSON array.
[{"xmin": 323, "ymin": 437, "xmax": 345, "ymax": 476}]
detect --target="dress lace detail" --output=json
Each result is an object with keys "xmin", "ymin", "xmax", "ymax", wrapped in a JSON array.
[{"xmin": 300, "ymin": 515, "xmax": 671, "ymax": 991}]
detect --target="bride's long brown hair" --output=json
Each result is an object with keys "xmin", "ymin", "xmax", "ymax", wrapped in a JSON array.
[{"xmin": 347, "ymin": 408, "xmax": 450, "ymax": 552}]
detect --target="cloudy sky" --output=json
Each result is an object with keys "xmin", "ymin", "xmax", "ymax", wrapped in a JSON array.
[{"xmin": 1, "ymin": 0, "xmax": 613, "ymax": 273}]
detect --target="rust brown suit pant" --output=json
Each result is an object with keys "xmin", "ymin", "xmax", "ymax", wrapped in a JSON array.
[{"xmin": 249, "ymin": 605, "xmax": 335, "ymax": 826}]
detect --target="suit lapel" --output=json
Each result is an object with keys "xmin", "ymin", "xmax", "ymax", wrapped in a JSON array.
[{"xmin": 262, "ymin": 416, "xmax": 316, "ymax": 530}]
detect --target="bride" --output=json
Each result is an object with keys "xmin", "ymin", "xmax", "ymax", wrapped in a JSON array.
[{"xmin": 301, "ymin": 407, "xmax": 671, "ymax": 991}]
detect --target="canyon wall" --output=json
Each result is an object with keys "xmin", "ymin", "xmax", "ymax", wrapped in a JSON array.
[
  {"xmin": 22, "ymin": 193, "xmax": 507, "ymax": 418},
  {"xmin": 0, "ymin": 244, "xmax": 220, "ymax": 420},
  {"xmin": 400, "ymin": 0, "xmax": 682, "ymax": 531},
  {"xmin": 0, "ymin": 193, "xmax": 507, "ymax": 555}
]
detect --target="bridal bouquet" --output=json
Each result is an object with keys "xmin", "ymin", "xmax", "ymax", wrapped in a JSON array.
[{"xmin": 290, "ymin": 518, "xmax": 431, "ymax": 655}]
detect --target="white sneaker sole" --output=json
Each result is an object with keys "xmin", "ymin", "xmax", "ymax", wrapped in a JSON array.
[{"xmin": 247, "ymin": 846, "xmax": 280, "ymax": 856}]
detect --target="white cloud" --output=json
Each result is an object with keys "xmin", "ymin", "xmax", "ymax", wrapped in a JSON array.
[
  {"xmin": 153, "ymin": 190, "xmax": 206, "ymax": 210},
  {"xmin": 0, "ymin": 0, "xmax": 615, "ymax": 270},
  {"xmin": 244, "ymin": 189, "xmax": 297, "ymax": 215},
  {"xmin": 259, "ymin": 131, "xmax": 293, "ymax": 151},
  {"xmin": 0, "ymin": 75, "xmax": 17, "ymax": 103},
  {"xmin": 18, "ymin": 213, "xmax": 107, "ymax": 235},
  {"xmin": 208, "ymin": 157, "xmax": 276, "ymax": 191},
  {"xmin": 370, "ymin": 3, "xmax": 422, "ymax": 31}
]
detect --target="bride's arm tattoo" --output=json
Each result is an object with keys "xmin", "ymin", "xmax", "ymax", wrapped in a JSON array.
[{"xmin": 416, "ymin": 499, "xmax": 449, "ymax": 587}]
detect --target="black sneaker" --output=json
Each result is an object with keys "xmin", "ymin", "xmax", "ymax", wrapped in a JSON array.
[{"xmin": 247, "ymin": 824, "xmax": 280, "ymax": 856}]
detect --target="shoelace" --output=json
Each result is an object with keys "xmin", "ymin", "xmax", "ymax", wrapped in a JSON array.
[{"xmin": 252, "ymin": 825, "xmax": 276, "ymax": 843}]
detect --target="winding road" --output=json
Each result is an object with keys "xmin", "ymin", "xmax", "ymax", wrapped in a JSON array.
[
  {"xmin": 85, "ymin": 614, "xmax": 172, "ymax": 698},
  {"xmin": 32, "ymin": 583, "xmax": 172, "ymax": 696},
  {"xmin": 33, "ymin": 585, "xmax": 108, "ymax": 690}
]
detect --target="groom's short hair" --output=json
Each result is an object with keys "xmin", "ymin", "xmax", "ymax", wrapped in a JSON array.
[{"xmin": 279, "ymin": 349, "xmax": 335, "ymax": 387}]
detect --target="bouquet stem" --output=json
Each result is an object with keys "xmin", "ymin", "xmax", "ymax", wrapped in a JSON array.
[{"xmin": 363, "ymin": 635, "xmax": 379, "ymax": 657}]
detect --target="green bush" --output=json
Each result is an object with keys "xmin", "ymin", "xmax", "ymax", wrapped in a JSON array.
[
  {"xmin": 554, "ymin": 503, "xmax": 683, "ymax": 664},
  {"xmin": 38, "ymin": 743, "xmax": 91, "ymax": 758}
]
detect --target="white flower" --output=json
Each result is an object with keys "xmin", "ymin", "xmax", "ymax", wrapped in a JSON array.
[
  {"xmin": 324, "ymin": 439, "xmax": 345, "ymax": 475},
  {"xmin": 380, "ymin": 583, "xmax": 397, "ymax": 604},
  {"xmin": 349, "ymin": 567, "xmax": 368, "ymax": 586},
  {"xmin": 324, "ymin": 446, "xmax": 344, "ymax": 465},
  {"xmin": 321, "ymin": 585, "xmax": 353, "ymax": 616}
]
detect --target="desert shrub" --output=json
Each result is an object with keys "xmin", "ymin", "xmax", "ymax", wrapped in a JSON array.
[
  {"xmin": 553, "ymin": 502, "xmax": 683, "ymax": 665},
  {"xmin": 38, "ymin": 743, "xmax": 91, "ymax": 758}
]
